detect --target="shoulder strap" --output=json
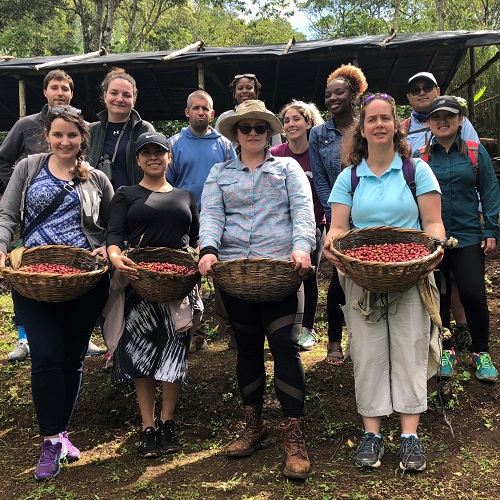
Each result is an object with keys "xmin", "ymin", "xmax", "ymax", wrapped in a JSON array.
[
  {"xmin": 402, "ymin": 157, "xmax": 417, "ymax": 204},
  {"xmin": 465, "ymin": 140, "xmax": 479, "ymax": 167},
  {"xmin": 418, "ymin": 146, "xmax": 428, "ymax": 163},
  {"xmin": 350, "ymin": 165, "xmax": 359, "ymax": 194},
  {"xmin": 22, "ymin": 178, "xmax": 81, "ymax": 241},
  {"xmin": 401, "ymin": 117, "xmax": 410, "ymax": 134}
]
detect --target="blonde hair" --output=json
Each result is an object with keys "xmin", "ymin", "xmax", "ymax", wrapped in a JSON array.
[{"xmin": 279, "ymin": 100, "xmax": 324, "ymax": 128}]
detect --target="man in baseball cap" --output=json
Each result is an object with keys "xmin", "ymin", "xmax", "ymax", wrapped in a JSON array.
[{"xmin": 402, "ymin": 71, "xmax": 479, "ymax": 151}]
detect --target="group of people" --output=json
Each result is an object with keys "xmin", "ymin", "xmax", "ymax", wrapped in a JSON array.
[{"xmin": 0, "ymin": 64, "xmax": 498, "ymax": 482}]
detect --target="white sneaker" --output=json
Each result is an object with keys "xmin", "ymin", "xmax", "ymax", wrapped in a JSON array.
[
  {"xmin": 7, "ymin": 339, "xmax": 30, "ymax": 362},
  {"xmin": 86, "ymin": 339, "xmax": 106, "ymax": 357}
]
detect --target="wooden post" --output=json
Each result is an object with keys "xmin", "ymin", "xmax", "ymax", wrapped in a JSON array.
[
  {"xmin": 468, "ymin": 48, "xmax": 475, "ymax": 126},
  {"xmin": 496, "ymin": 102, "xmax": 500, "ymax": 156},
  {"xmin": 18, "ymin": 79, "xmax": 26, "ymax": 118},
  {"xmin": 197, "ymin": 64, "xmax": 205, "ymax": 90}
]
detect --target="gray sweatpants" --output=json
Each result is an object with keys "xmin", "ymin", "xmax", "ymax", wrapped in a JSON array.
[{"xmin": 340, "ymin": 274, "xmax": 431, "ymax": 418}]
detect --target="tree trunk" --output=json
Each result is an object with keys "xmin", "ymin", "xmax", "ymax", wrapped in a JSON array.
[{"xmin": 435, "ymin": 0, "xmax": 445, "ymax": 30}]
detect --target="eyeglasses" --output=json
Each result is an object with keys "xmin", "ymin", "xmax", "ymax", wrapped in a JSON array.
[
  {"xmin": 234, "ymin": 73, "xmax": 257, "ymax": 80},
  {"xmin": 50, "ymin": 105, "xmax": 82, "ymax": 116},
  {"xmin": 237, "ymin": 124, "xmax": 269, "ymax": 135},
  {"xmin": 408, "ymin": 84, "xmax": 436, "ymax": 96},
  {"xmin": 361, "ymin": 93, "xmax": 396, "ymax": 108}
]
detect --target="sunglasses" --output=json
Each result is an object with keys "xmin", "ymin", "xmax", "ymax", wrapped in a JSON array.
[
  {"xmin": 408, "ymin": 83, "xmax": 435, "ymax": 96},
  {"xmin": 50, "ymin": 105, "xmax": 82, "ymax": 116},
  {"xmin": 361, "ymin": 93, "xmax": 396, "ymax": 108},
  {"xmin": 234, "ymin": 73, "xmax": 257, "ymax": 80},
  {"xmin": 237, "ymin": 124, "xmax": 269, "ymax": 135}
]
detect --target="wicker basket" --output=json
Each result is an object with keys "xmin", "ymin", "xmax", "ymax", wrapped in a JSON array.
[
  {"xmin": 1, "ymin": 245, "xmax": 109, "ymax": 302},
  {"xmin": 212, "ymin": 258, "xmax": 314, "ymax": 302},
  {"xmin": 127, "ymin": 247, "xmax": 200, "ymax": 302},
  {"xmin": 330, "ymin": 226, "xmax": 442, "ymax": 293}
]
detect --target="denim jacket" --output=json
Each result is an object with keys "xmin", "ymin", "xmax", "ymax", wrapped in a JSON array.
[
  {"xmin": 309, "ymin": 119, "xmax": 343, "ymax": 224},
  {"xmin": 200, "ymin": 151, "xmax": 316, "ymax": 261}
]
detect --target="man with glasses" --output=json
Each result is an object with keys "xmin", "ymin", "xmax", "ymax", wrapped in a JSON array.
[
  {"xmin": 167, "ymin": 90, "xmax": 236, "ymax": 353},
  {"xmin": 403, "ymin": 72, "xmax": 479, "ymax": 151},
  {"xmin": 0, "ymin": 69, "xmax": 105, "ymax": 361}
]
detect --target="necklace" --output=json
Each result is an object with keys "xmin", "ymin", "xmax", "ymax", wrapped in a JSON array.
[{"xmin": 51, "ymin": 156, "xmax": 75, "ymax": 181}]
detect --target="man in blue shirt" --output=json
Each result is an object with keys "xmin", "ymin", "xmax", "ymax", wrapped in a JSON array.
[
  {"xmin": 403, "ymin": 72, "xmax": 479, "ymax": 152},
  {"xmin": 167, "ymin": 90, "xmax": 236, "ymax": 352}
]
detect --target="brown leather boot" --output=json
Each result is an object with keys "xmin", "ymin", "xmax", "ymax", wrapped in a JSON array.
[
  {"xmin": 226, "ymin": 405, "xmax": 270, "ymax": 458},
  {"xmin": 283, "ymin": 417, "xmax": 310, "ymax": 480}
]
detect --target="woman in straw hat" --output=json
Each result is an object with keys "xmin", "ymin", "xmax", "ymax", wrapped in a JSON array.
[{"xmin": 198, "ymin": 100, "xmax": 316, "ymax": 480}]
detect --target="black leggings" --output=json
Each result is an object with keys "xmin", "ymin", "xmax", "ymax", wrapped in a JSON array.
[
  {"xmin": 327, "ymin": 269, "xmax": 345, "ymax": 343},
  {"xmin": 221, "ymin": 288, "xmax": 306, "ymax": 417},
  {"xmin": 436, "ymin": 244, "xmax": 490, "ymax": 352},
  {"xmin": 302, "ymin": 225, "xmax": 326, "ymax": 329}
]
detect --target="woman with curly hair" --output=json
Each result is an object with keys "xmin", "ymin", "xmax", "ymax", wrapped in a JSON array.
[
  {"xmin": 271, "ymin": 101, "xmax": 325, "ymax": 350},
  {"xmin": 309, "ymin": 64, "xmax": 368, "ymax": 365},
  {"xmin": 323, "ymin": 93, "xmax": 444, "ymax": 472}
]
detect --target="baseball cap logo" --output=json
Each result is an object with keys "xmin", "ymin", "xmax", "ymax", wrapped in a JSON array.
[{"xmin": 145, "ymin": 134, "xmax": 156, "ymax": 138}]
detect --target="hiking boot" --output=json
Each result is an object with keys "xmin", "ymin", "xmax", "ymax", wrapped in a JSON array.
[
  {"xmin": 137, "ymin": 427, "xmax": 160, "ymax": 458},
  {"xmin": 452, "ymin": 323, "xmax": 472, "ymax": 351},
  {"xmin": 34, "ymin": 439, "xmax": 67, "ymax": 480},
  {"xmin": 156, "ymin": 419, "xmax": 180, "ymax": 454},
  {"xmin": 283, "ymin": 417, "xmax": 310, "ymax": 480},
  {"xmin": 7, "ymin": 339, "xmax": 30, "ymax": 362},
  {"xmin": 397, "ymin": 436, "xmax": 426, "ymax": 472},
  {"xmin": 86, "ymin": 339, "xmax": 106, "ymax": 357},
  {"xmin": 354, "ymin": 432, "xmax": 384, "ymax": 468},
  {"xmin": 226, "ymin": 405, "xmax": 270, "ymax": 458},
  {"xmin": 440, "ymin": 350, "xmax": 456, "ymax": 379},
  {"xmin": 470, "ymin": 352, "xmax": 498, "ymax": 383},
  {"xmin": 189, "ymin": 336, "xmax": 208, "ymax": 354},
  {"xmin": 298, "ymin": 328, "xmax": 317, "ymax": 351},
  {"xmin": 60, "ymin": 431, "xmax": 80, "ymax": 462}
]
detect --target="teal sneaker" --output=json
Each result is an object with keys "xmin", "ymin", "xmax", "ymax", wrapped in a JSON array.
[
  {"xmin": 470, "ymin": 352, "xmax": 498, "ymax": 383},
  {"xmin": 298, "ymin": 328, "xmax": 316, "ymax": 351},
  {"xmin": 440, "ymin": 350, "xmax": 456, "ymax": 379}
]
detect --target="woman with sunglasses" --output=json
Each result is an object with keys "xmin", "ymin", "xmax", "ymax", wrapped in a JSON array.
[
  {"xmin": 0, "ymin": 108, "xmax": 113, "ymax": 480},
  {"xmin": 270, "ymin": 101, "xmax": 325, "ymax": 351},
  {"xmin": 215, "ymin": 73, "xmax": 281, "ymax": 146},
  {"xmin": 421, "ymin": 96, "xmax": 499, "ymax": 383},
  {"xmin": 198, "ymin": 100, "xmax": 316, "ymax": 480},
  {"xmin": 309, "ymin": 64, "xmax": 368, "ymax": 366},
  {"xmin": 88, "ymin": 68, "xmax": 155, "ymax": 190},
  {"xmin": 323, "ymin": 93, "xmax": 445, "ymax": 472}
]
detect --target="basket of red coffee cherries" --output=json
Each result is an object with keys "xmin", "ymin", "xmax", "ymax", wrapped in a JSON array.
[
  {"xmin": 330, "ymin": 226, "xmax": 446, "ymax": 293},
  {"xmin": 2, "ymin": 245, "xmax": 109, "ymax": 302},
  {"xmin": 126, "ymin": 247, "xmax": 200, "ymax": 302}
]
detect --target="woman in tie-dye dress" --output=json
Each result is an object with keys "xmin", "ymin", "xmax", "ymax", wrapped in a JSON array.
[{"xmin": 106, "ymin": 132, "xmax": 199, "ymax": 459}]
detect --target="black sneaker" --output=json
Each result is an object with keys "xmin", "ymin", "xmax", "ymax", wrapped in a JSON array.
[
  {"xmin": 156, "ymin": 419, "xmax": 180, "ymax": 454},
  {"xmin": 354, "ymin": 432, "xmax": 384, "ymax": 468},
  {"xmin": 138, "ymin": 427, "xmax": 160, "ymax": 458},
  {"xmin": 397, "ymin": 436, "xmax": 426, "ymax": 472}
]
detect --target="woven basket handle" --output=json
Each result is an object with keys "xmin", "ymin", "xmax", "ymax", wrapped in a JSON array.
[
  {"xmin": 9, "ymin": 245, "xmax": 26, "ymax": 270},
  {"xmin": 186, "ymin": 246, "xmax": 199, "ymax": 263}
]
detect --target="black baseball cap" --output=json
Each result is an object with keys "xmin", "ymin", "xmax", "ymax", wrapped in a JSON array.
[
  {"xmin": 135, "ymin": 132, "xmax": 170, "ymax": 155},
  {"xmin": 427, "ymin": 96, "xmax": 462, "ymax": 118}
]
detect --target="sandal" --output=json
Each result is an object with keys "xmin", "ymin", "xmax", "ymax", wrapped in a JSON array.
[{"xmin": 325, "ymin": 347, "xmax": 344, "ymax": 366}]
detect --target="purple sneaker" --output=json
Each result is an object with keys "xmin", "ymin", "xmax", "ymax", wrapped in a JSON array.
[
  {"xmin": 34, "ymin": 439, "xmax": 67, "ymax": 480},
  {"xmin": 61, "ymin": 431, "xmax": 81, "ymax": 461}
]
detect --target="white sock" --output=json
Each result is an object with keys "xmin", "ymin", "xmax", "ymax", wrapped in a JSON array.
[{"xmin": 401, "ymin": 433, "xmax": 418, "ymax": 439}]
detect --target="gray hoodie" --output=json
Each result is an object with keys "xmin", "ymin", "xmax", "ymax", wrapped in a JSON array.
[{"xmin": 0, "ymin": 153, "xmax": 114, "ymax": 254}]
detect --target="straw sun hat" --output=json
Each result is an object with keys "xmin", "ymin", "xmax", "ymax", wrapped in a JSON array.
[{"xmin": 218, "ymin": 100, "xmax": 283, "ymax": 142}]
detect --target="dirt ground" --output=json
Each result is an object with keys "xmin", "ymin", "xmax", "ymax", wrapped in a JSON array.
[{"xmin": 0, "ymin": 253, "xmax": 499, "ymax": 500}]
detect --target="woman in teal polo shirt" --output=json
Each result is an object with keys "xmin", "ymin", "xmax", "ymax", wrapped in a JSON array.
[{"xmin": 420, "ymin": 96, "xmax": 500, "ymax": 383}]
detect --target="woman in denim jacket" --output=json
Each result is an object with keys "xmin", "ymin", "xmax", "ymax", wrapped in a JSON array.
[{"xmin": 309, "ymin": 64, "xmax": 368, "ymax": 366}]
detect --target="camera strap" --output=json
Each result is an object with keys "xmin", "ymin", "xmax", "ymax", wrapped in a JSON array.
[{"xmin": 110, "ymin": 120, "xmax": 129, "ymax": 165}]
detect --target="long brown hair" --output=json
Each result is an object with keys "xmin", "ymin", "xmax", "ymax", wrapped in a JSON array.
[
  {"xmin": 343, "ymin": 93, "xmax": 411, "ymax": 166},
  {"xmin": 44, "ymin": 111, "xmax": 91, "ymax": 181}
]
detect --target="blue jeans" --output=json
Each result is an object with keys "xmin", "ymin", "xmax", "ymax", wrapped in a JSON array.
[{"xmin": 12, "ymin": 276, "xmax": 109, "ymax": 436}]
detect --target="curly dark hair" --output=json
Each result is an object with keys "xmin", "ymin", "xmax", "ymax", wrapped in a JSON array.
[{"xmin": 343, "ymin": 93, "xmax": 411, "ymax": 166}]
